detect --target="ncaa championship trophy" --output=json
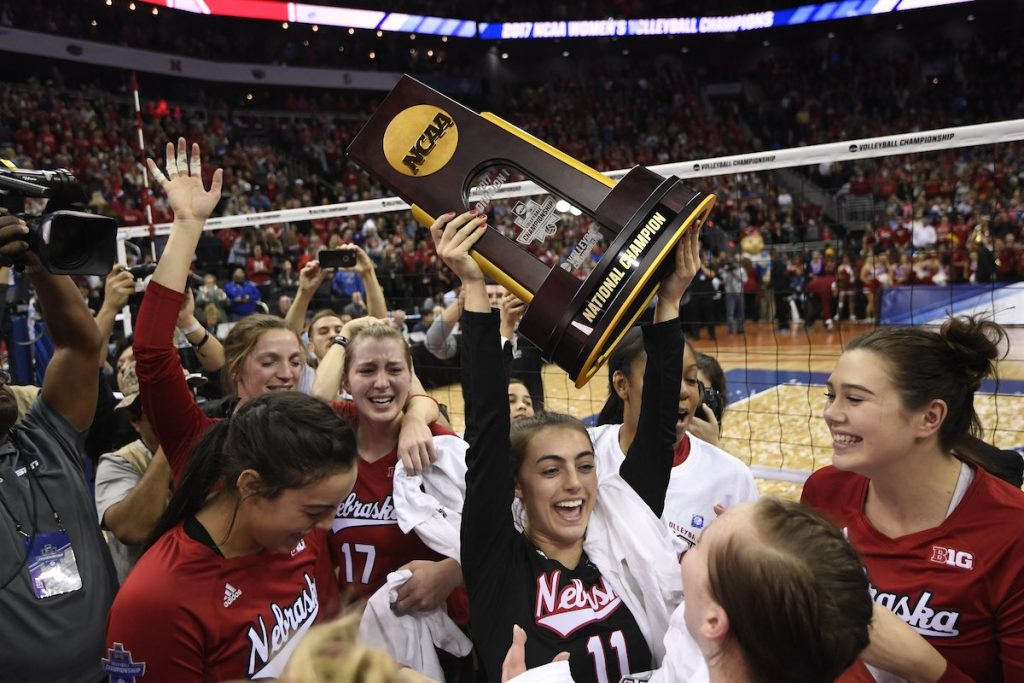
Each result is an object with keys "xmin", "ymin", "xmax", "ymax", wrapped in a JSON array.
[{"xmin": 348, "ymin": 76, "xmax": 716, "ymax": 387}]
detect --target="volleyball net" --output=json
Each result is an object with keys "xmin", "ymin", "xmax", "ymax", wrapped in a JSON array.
[{"xmin": 118, "ymin": 120, "xmax": 1024, "ymax": 497}]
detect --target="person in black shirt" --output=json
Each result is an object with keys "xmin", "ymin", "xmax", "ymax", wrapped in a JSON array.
[{"xmin": 432, "ymin": 210, "xmax": 700, "ymax": 683}]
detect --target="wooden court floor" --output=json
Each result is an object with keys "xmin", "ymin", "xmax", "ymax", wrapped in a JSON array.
[{"xmin": 429, "ymin": 321, "xmax": 1024, "ymax": 500}]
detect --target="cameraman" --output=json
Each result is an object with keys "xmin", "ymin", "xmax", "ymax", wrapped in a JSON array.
[{"xmin": 0, "ymin": 209, "xmax": 116, "ymax": 683}]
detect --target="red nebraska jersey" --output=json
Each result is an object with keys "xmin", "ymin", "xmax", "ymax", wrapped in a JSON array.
[
  {"xmin": 105, "ymin": 523, "xmax": 340, "ymax": 682},
  {"xmin": 330, "ymin": 401, "xmax": 469, "ymax": 622},
  {"xmin": 803, "ymin": 465, "xmax": 1024, "ymax": 682}
]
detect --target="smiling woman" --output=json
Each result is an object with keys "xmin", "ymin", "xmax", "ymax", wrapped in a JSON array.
[
  {"xmin": 133, "ymin": 139, "xmax": 303, "ymax": 483},
  {"xmin": 433, "ymin": 210, "xmax": 689, "ymax": 683},
  {"xmin": 105, "ymin": 392, "xmax": 359, "ymax": 682},
  {"xmin": 802, "ymin": 316, "xmax": 1024, "ymax": 682}
]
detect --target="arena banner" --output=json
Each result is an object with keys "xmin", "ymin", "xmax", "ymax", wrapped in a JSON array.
[
  {"xmin": 344, "ymin": 75, "xmax": 715, "ymax": 387},
  {"xmin": 138, "ymin": 0, "xmax": 479, "ymax": 37},
  {"xmin": 478, "ymin": 0, "xmax": 974, "ymax": 39},
  {"xmin": 0, "ymin": 27, "xmax": 402, "ymax": 91},
  {"xmin": 134, "ymin": 0, "xmax": 971, "ymax": 39}
]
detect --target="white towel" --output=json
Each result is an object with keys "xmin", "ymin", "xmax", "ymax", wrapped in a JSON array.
[
  {"xmin": 392, "ymin": 434, "xmax": 468, "ymax": 561},
  {"xmin": 585, "ymin": 474, "xmax": 684, "ymax": 665},
  {"xmin": 359, "ymin": 569, "xmax": 473, "ymax": 682}
]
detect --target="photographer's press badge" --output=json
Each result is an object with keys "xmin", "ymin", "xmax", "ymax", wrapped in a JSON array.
[
  {"xmin": 349, "ymin": 75, "xmax": 716, "ymax": 387},
  {"xmin": 24, "ymin": 529, "xmax": 82, "ymax": 599}
]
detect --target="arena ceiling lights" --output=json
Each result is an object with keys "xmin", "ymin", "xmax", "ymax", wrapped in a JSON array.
[{"xmin": 137, "ymin": 0, "xmax": 973, "ymax": 39}]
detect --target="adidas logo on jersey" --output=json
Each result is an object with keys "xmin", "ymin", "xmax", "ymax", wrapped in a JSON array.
[
  {"xmin": 334, "ymin": 492, "xmax": 398, "ymax": 529},
  {"xmin": 224, "ymin": 583, "xmax": 243, "ymax": 607},
  {"xmin": 534, "ymin": 570, "xmax": 623, "ymax": 638}
]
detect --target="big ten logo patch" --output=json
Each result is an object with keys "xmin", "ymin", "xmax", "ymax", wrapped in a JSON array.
[
  {"xmin": 383, "ymin": 105, "xmax": 458, "ymax": 177},
  {"xmin": 929, "ymin": 546, "xmax": 974, "ymax": 571}
]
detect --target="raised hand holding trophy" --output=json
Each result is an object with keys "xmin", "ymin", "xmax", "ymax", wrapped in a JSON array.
[{"xmin": 348, "ymin": 76, "xmax": 715, "ymax": 387}]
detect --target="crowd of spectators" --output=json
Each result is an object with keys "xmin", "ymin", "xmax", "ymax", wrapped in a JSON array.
[
  {"xmin": 1, "ymin": 1, "xmax": 1022, "ymax": 337},
  {"xmin": 1, "ymin": 7, "xmax": 1022, "ymax": 682}
]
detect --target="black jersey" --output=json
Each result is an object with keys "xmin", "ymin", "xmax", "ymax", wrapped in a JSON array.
[
  {"xmin": 516, "ymin": 538, "xmax": 652, "ymax": 682},
  {"xmin": 459, "ymin": 310, "xmax": 682, "ymax": 682}
]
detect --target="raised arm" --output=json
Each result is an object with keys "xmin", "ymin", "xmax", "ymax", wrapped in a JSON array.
[
  {"xmin": 94, "ymin": 264, "xmax": 136, "ymax": 367},
  {"xmin": 285, "ymin": 260, "xmax": 329, "ymax": 335},
  {"xmin": 345, "ymin": 244, "xmax": 387, "ymax": 318},
  {"xmin": 175, "ymin": 288, "xmax": 226, "ymax": 373},
  {"xmin": 312, "ymin": 315, "xmax": 382, "ymax": 401},
  {"xmin": 424, "ymin": 292, "xmax": 462, "ymax": 360},
  {"xmin": 0, "ymin": 210, "xmax": 104, "ymax": 430},
  {"xmin": 619, "ymin": 227, "xmax": 700, "ymax": 517},
  {"xmin": 135, "ymin": 139, "xmax": 223, "ymax": 479},
  {"xmin": 430, "ymin": 211, "xmax": 517, "ymax": 583},
  {"xmin": 148, "ymin": 140, "xmax": 223, "ymax": 295}
]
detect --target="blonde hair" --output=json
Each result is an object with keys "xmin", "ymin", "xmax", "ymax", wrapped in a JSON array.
[{"xmin": 282, "ymin": 612, "xmax": 400, "ymax": 683}]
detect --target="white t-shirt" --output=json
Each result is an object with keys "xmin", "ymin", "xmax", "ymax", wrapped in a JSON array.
[{"xmin": 588, "ymin": 424, "xmax": 760, "ymax": 555}]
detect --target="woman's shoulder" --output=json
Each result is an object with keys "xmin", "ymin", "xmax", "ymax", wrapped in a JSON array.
[
  {"xmin": 115, "ymin": 526, "xmax": 218, "ymax": 609},
  {"xmin": 801, "ymin": 465, "xmax": 868, "ymax": 512},
  {"xmin": 963, "ymin": 466, "xmax": 1024, "ymax": 518}
]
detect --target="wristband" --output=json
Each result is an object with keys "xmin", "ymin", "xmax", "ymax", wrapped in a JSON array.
[
  {"xmin": 179, "ymin": 321, "xmax": 203, "ymax": 336},
  {"xmin": 194, "ymin": 331, "xmax": 211, "ymax": 351}
]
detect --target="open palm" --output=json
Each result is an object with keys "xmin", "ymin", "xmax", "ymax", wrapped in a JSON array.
[{"xmin": 147, "ymin": 137, "xmax": 223, "ymax": 225}]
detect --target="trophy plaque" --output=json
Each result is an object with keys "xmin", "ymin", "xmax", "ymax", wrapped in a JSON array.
[{"xmin": 348, "ymin": 75, "xmax": 716, "ymax": 387}]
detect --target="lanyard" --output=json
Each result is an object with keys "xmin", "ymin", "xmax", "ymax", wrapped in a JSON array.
[{"xmin": 0, "ymin": 450, "xmax": 63, "ymax": 538}]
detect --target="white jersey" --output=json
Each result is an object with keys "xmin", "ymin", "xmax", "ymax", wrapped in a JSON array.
[{"xmin": 588, "ymin": 424, "xmax": 759, "ymax": 555}]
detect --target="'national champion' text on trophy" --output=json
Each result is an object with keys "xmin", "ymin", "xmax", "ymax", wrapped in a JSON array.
[{"xmin": 348, "ymin": 75, "xmax": 716, "ymax": 387}]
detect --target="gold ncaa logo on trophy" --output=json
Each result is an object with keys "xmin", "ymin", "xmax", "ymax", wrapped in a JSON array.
[
  {"xmin": 383, "ymin": 105, "xmax": 459, "ymax": 177},
  {"xmin": 349, "ymin": 76, "xmax": 716, "ymax": 387}
]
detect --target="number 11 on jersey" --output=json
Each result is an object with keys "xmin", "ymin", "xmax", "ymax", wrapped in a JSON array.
[{"xmin": 587, "ymin": 629, "xmax": 631, "ymax": 683}]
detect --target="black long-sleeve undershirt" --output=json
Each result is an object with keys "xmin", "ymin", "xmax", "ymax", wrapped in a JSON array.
[{"xmin": 460, "ymin": 311, "xmax": 680, "ymax": 681}]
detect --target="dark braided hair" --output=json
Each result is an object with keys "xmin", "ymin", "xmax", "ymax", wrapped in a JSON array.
[{"xmin": 147, "ymin": 391, "xmax": 357, "ymax": 549}]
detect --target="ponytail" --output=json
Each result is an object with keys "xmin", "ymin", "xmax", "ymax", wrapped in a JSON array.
[
  {"xmin": 146, "ymin": 391, "xmax": 358, "ymax": 550},
  {"xmin": 147, "ymin": 419, "xmax": 231, "ymax": 549}
]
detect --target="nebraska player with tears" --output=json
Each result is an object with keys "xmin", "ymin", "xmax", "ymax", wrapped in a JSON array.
[
  {"xmin": 311, "ymin": 317, "xmax": 469, "ymax": 625},
  {"xmin": 434, "ymin": 210, "xmax": 692, "ymax": 683},
  {"xmin": 802, "ymin": 317, "xmax": 1024, "ymax": 682}
]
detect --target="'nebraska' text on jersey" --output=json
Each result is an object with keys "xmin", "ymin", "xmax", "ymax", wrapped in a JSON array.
[
  {"xmin": 536, "ymin": 570, "xmax": 624, "ymax": 637},
  {"xmin": 247, "ymin": 572, "xmax": 320, "ymax": 678},
  {"xmin": 334, "ymin": 492, "xmax": 398, "ymax": 529},
  {"xmin": 331, "ymin": 452, "xmax": 450, "ymax": 599},
  {"xmin": 868, "ymin": 584, "xmax": 960, "ymax": 638}
]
